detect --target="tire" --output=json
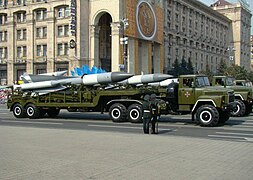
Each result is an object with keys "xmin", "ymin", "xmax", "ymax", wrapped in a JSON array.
[
  {"xmin": 244, "ymin": 104, "xmax": 252, "ymax": 116},
  {"xmin": 47, "ymin": 108, "xmax": 60, "ymax": 118},
  {"xmin": 127, "ymin": 104, "xmax": 143, "ymax": 123},
  {"xmin": 13, "ymin": 103, "xmax": 26, "ymax": 118},
  {"xmin": 109, "ymin": 103, "xmax": 127, "ymax": 122},
  {"xmin": 231, "ymin": 99, "xmax": 246, "ymax": 117},
  {"xmin": 196, "ymin": 105, "xmax": 219, "ymax": 127},
  {"xmin": 218, "ymin": 111, "xmax": 230, "ymax": 124},
  {"xmin": 26, "ymin": 103, "xmax": 41, "ymax": 119}
]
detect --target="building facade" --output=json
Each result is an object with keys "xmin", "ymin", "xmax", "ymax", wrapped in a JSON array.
[
  {"xmin": 163, "ymin": 0, "xmax": 233, "ymax": 74},
  {"xmin": 0, "ymin": 0, "xmax": 165, "ymax": 85},
  {"xmin": 211, "ymin": 0, "xmax": 252, "ymax": 72}
]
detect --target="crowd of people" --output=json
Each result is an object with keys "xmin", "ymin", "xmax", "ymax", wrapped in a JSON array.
[{"xmin": 0, "ymin": 87, "xmax": 10, "ymax": 104}]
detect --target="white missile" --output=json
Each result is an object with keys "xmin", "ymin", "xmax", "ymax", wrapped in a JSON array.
[
  {"xmin": 148, "ymin": 78, "xmax": 178, "ymax": 86},
  {"xmin": 119, "ymin": 73, "xmax": 173, "ymax": 85},
  {"xmin": 15, "ymin": 72, "xmax": 133, "ymax": 90},
  {"xmin": 38, "ymin": 70, "xmax": 67, "ymax": 76}
]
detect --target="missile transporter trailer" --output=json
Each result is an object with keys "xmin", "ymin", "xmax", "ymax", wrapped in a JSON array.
[
  {"xmin": 7, "ymin": 74, "xmax": 235, "ymax": 127},
  {"xmin": 212, "ymin": 76, "xmax": 253, "ymax": 117}
]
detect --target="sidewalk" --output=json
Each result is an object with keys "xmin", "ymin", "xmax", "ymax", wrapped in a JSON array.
[{"xmin": 0, "ymin": 125, "xmax": 252, "ymax": 180}]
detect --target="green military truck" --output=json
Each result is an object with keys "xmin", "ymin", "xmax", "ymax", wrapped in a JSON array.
[
  {"xmin": 212, "ymin": 76, "xmax": 253, "ymax": 116},
  {"xmin": 7, "ymin": 74, "xmax": 235, "ymax": 127},
  {"xmin": 157, "ymin": 75, "xmax": 235, "ymax": 127}
]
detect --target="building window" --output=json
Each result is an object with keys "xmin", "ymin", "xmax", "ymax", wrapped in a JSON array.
[
  {"xmin": 37, "ymin": 69, "xmax": 46, "ymax": 74},
  {"xmin": 37, "ymin": 45, "xmax": 47, "ymax": 57},
  {"xmin": 0, "ymin": 47, "xmax": 7, "ymax": 59},
  {"xmin": 57, "ymin": 6, "xmax": 70, "ymax": 18},
  {"xmin": 36, "ymin": 27, "xmax": 47, "ymax": 38},
  {"xmin": 16, "ymin": 12, "xmax": 26, "ymax": 23},
  {"xmin": 17, "ymin": 29, "xmax": 27, "ymax": 40},
  {"xmin": 0, "ymin": 14, "xmax": 7, "ymax": 25},
  {"xmin": 58, "ymin": 25, "xmax": 69, "ymax": 37},
  {"xmin": 36, "ymin": 9, "xmax": 47, "ymax": 20},
  {"xmin": 57, "ymin": 43, "xmax": 69, "ymax": 56},
  {"xmin": 0, "ymin": 31, "xmax": 7, "ymax": 42},
  {"xmin": 17, "ymin": 46, "xmax": 26, "ymax": 58}
]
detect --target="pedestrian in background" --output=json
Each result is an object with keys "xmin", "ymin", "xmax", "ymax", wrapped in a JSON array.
[{"xmin": 142, "ymin": 94, "xmax": 151, "ymax": 134}]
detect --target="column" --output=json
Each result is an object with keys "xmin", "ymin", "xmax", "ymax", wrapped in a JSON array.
[
  {"xmin": 110, "ymin": 22, "xmax": 120, "ymax": 72},
  {"xmin": 26, "ymin": 12, "xmax": 34, "ymax": 74},
  {"xmin": 7, "ymin": 16, "xmax": 14, "ymax": 85},
  {"xmin": 47, "ymin": 12, "xmax": 55, "ymax": 72},
  {"xmin": 90, "ymin": 25, "xmax": 100, "ymax": 68}
]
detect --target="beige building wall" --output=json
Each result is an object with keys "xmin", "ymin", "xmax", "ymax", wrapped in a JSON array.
[
  {"xmin": 163, "ymin": 0, "xmax": 232, "ymax": 74},
  {"xmin": 212, "ymin": 2, "xmax": 252, "ymax": 72}
]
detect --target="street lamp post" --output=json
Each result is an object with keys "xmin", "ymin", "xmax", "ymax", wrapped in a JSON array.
[{"xmin": 119, "ymin": 18, "xmax": 129, "ymax": 72}]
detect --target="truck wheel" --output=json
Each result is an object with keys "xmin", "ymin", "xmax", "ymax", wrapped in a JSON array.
[
  {"xmin": 109, "ymin": 103, "xmax": 127, "ymax": 122},
  {"xmin": 218, "ymin": 111, "xmax": 230, "ymax": 124},
  {"xmin": 244, "ymin": 104, "xmax": 252, "ymax": 116},
  {"xmin": 127, "ymin": 104, "xmax": 143, "ymax": 123},
  {"xmin": 13, "ymin": 103, "xmax": 26, "ymax": 118},
  {"xmin": 231, "ymin": 99, "xmax": 246, "ymax": 117},
  {"xmin": 196, "ymin": 105, "xmax": 219, "ymax": 127},
  {"xmin": 26, "ymin": 103, "xmax": 41, "ymax": 119},
  {"xmin": 47, "ymin": 108, "xmax": 60, "ymax": 118}
]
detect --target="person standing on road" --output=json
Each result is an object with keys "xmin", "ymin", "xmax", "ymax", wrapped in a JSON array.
[
  {"xmin": 142, "ymin": 94, "xmax": 151, "ymax": 134},
  {"xmin": 150, "ymin": 94, "xmax": 159, "ymax": 134}
]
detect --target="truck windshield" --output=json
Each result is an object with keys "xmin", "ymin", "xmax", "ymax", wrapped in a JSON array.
[
  {"xmin": 196, "ymin": 77, "xmax": 210, "ymax": 87},
  {"xmin": 226, "ymin": 77, "xmax": 235, "ymax": 86}
]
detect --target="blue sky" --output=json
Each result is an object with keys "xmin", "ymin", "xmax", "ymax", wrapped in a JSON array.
[{"xmin": 201, "ymin": 0, "xmax": 253, "ymax": 34}]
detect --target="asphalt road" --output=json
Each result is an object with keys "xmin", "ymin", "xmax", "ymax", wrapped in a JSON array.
[{"xmin": 1, "ymin": 104, "xmax": 253, "ymax": 143}]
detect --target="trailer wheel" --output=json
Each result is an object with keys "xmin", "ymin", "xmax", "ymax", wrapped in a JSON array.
[
  {"xmin": 196, "ymin": 105, "xmax": 219, "ymax": 127},
  {"xmin": 127, "ymin": 104, "xmax": 143, "ymax": 123},
  {"xmin": 26, "ymin": 103, "xmax": 41, "ymax": 119},
  {"xmin": 109, "ymin": 103, "xmax": 127, "ymax": 122},
  {"xmin": 13, "ymin": 103, "xmax": 26, "ymax": 118},
  {"xmin": 47, "ymin": 108, "xmax": 60, "ymax": 118},
  {"xmin": 231, "ymin": 99, "xmax": 246, "ymax": 117}
]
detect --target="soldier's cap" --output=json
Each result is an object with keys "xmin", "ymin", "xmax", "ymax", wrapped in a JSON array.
[
  {"xmin": 150, "ymin": 93, "xmax": 156, "ymax": 99},
  {"xmin": 144, "ymin": 94, "xmax": 150, "ymax": 101}
]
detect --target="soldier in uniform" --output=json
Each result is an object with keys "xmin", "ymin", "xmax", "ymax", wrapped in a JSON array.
[
  {"xmin": 142, "ymin": 94, "xmax": 151, "ymax": 134},
  {"xmin": 150, "ymin": 94, "xmax": 159, "ymax": 134}
]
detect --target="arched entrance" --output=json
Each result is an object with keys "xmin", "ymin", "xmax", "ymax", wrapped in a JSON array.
[{"xmin": 98, "ymin": 13, "xmax": 112, "ymax": 72}]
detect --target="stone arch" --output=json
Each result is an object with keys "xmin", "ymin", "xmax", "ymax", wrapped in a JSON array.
[{"xmin": 90, "ymin": 11, "xmax": 113, "ymax": 72}]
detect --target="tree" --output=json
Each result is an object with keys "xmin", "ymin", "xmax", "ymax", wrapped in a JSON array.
[
  {"xmin": 172, "ymin": 58, "xmax": 180, "ymax": 77},
  {"xmin": 187, "ymin": 57, "xmax": 194, "ymax": 74},
  {"xmin": 225, "ymin": 65, "xmax": 248, "ymax": 79},
  {"xmin": 180, "ymin": 56, "xmax": 188, "ymax": 75},
  {"xmin": 217, "ymin": 59, "xmax": 227, "ymax": 75}
]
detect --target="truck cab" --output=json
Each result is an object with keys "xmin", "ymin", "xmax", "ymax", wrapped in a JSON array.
[{"xmin": 212, "ymin": 76, "xmax": 253, "ymax": 116}]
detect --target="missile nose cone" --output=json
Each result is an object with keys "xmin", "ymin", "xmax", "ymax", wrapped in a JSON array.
[
  {"xmin": 153, "ymin": 74, "xmax": 173, "ymax": 82},
  {"xmin": 111, "ymin": 72, "xmax": 134, "ymax": 82}
]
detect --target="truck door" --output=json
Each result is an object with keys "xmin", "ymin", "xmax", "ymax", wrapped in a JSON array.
[{"xmin": 179, "ymin": 77, "xmax": 195, "ymax": 108}]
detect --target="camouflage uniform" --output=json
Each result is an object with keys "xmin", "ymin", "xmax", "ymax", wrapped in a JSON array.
[{"xmin": 142, "ymin": 94, "xmax": 151, "ymax": 134}]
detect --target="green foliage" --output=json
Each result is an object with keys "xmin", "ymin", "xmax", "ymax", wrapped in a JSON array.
[
  {"xmin": 187, "ymin": 58, "xmax": 194, "ymax": 74},
  {"xmin": 224, "ymin": 65, "xmax": 248, "ymax": 79},
  {"xmin": 217, "ymin": 59, "xmax": 227, "ymax": 75},
  {"xmin": 180, "ymin": 57, "xmax": 188, "ymax": 75},
  {"xmin": 172, "ymin": 58, "xmax": 180, "ymax": 77}
]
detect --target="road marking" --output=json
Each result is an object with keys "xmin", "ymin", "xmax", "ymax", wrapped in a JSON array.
[
  {"xmin": 216, "ymin": 132, "xmax": 253, "ymax": 136},
  {"xmin": 88, "ymin": 124, "xmax": 171, "ymax": 131},
  {"xmin": 208, "ymin": 135, "xmax": 246, "ymax": 140},
  {"xmin": 1, "ymin": 120, "xmax": 63, "ymax": 125}
]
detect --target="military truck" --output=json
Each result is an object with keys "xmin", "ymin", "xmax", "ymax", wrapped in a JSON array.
[
  {"xmin": 7, "ymin": 74, "xmax": 235, "ymax": 127},
  {"xmin": 156, "ymin": 75, "xmax": 235, "ymax": 127},
  {"xmin": 212, "ymin": 76, "xmax": 253, "ymax": 116}
]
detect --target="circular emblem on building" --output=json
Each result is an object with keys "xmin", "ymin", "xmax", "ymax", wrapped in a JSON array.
[{"xmin": 136, "ymin": 1, "xmax": 157, "ymax": 40}]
